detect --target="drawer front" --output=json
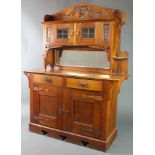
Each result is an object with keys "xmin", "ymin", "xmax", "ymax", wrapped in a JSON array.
[
  {"xmin": 66, "ymin": 78, "xmax": 103, "ymax": 91},
  {"xmin": 33, "ymin": 74, "xmax": 63, "ymax": 87}
]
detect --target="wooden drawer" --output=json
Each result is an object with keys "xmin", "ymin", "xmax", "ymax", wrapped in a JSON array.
[
  {"xmin": 32, "ymin": 74, "xmax": 63, "ymax": 87},
  {"xmin": 66, "ymin": 78, "xmax": 103, "ymax": 91}
]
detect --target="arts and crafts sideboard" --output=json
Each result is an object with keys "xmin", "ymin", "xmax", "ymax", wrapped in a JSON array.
[{"xmin": 24, "ymin": 2, "xmax": 128, "ymax": 151}]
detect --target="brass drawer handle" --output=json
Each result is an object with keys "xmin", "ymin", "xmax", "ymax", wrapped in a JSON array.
[
  {"xmin": 79, "ymin": 82, "xmax": 88, "ymax": 88},
  {"xmin": 44, "ymin": 77, "xmax": 52, "ymax": 83}
]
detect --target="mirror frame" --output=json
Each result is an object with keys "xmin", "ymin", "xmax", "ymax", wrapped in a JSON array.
[{"xmin": 53, "ymin": 48, "xmax": 112, "ymax": 73}]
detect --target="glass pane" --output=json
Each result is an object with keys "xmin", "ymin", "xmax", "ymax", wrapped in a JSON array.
[
  {"xmin": 57, "ymin": 34, "xmax": 62, "ymax": 38},
  {"xmin": 57, "ymin": 29, "xmax": 68, "ymax": 39},
  {"xmin": 82, "ymin": 28, "xmax": 94, "ymax": 38},
  {"xmin": 82, "ymin": 33, "xmax": 88, "ymax": 38},
  {"xmin": 89, "ymin": 33, "xmax": 94, "ymax": 38},
  {"xmin": 89, "ymin": 29, "xmax": 94, "ymax": 33},
  {"xmin": 82, "ymin": 28, "xmax": 89, "ymax": 34},
  {"xmin": 63, "ymin": 34, "xmax": 68, "ymax": 38},
  {"xmin": 57, "ymin": 29, "xmax": 62, "ymax": 34},
  {"xmin": 104, "ymin": 24, "xmax": 109, "ymax": 42},
  {"xmin": 63, "ymin": 29, "xmax": 68, "ymax": 34},
  {"xmin": 46, "ymin": 27, "xmax": 51, "ymax": 42},
  {"xmin": 82, "ymin": 28, "xmax": 89, "ymax": 38},
  {"xmin": 59, "ymin": 50, "xmax": 110, "ymax": 69}
]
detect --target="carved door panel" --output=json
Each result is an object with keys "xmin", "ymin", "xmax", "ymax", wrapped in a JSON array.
[
  {"xmin": 52, "ymin": 23, "xmax": 74, "ymax": 45},
  {"xmin": 32, "ymin": 83, "xmax": 62, "ymax": 129},
  {"xmin": 75, "ymin": 22, "xmax": 100, "ymax": 45},
  {"xmin": 63, "ymin": 89, "xmax": 103, "ymax": 139}
]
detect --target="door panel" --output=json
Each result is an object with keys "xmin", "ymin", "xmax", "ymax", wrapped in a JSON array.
[
  {"xmin": 76, "ymin": 22, "xmax": 99, "ymax": 45},
  {"xmin": 52, "ymin": 23, "xmax": 74, "ymax": 45},
  {"xmin": 63, "ymin": 88, "xmax": 103, "ymax": 139},
  {"xmin": 33, "ymin": 83, "xmax": 62, "ymax": 129},
  {"xmin": 39, "ymin": 93, "xmax": 57, "ymax": 128},
  {"xmin": 73, "ymin": 100, "xmax": 93, "ymax": 125}
]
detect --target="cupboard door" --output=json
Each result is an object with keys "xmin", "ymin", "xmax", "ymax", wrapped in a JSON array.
[
  {"xmin": 76, "ymin": 22, "xmax": 100, "ymax": 45},
  {"xmin": 52, "ymin": 23, "xmax": 74, "ymax": 45},
  {"xmin": 63, "ymin": 89, "xmax": 103, "ymax": 139},
  {"xmin": 32, "ymin": 83, "xmax": 62, "ymax": 129}
]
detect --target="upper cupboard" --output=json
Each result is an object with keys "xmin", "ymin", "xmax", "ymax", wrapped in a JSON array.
[{"xmin": 43, "ymin": 22, "xmax": 113, "ymax": 48}]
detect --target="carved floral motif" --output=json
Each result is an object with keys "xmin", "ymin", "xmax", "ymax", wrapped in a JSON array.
[{"xmin": 64, "ymin": 3, "xmax": 103, "ymax": 19}]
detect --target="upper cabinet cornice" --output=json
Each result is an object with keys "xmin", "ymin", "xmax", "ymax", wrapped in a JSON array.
[{"xmin": 43, "ymin": 2, "xmax": 126, "ymax": 25}]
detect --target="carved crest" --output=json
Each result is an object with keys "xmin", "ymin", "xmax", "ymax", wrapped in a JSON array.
[
  {"xmin": 44, "ymin": 2, "xmax": 126, "ymax": 25},
  {"xmin": 64, "ymin": 2, "xmax": 104, "ymax": 19}
]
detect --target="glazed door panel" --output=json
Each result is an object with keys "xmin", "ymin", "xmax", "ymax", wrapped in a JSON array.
[
  {"xmin": 75, "ymin": 22, "xmax": 100, "ymax": 45},
  {"xmin": 100, "ymin": 22, "xmax": 113, "ymax": 51},
  {"xmin": 32, "ymin": 83, "xmax": 62, "ymax": 129},
  {"xmin": 43, "ymin": 25, "xmax": 53, "ymax": 47},
  {"xmin": 63, "ymin": 88, "xmax": 103, "ymax": 139},
  {"xmin": 52, "ymin": 23, "xmax": 74, "ymax": 45}
]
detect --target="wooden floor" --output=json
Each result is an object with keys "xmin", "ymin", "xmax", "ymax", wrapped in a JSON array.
[{"xmin": 21, "ymin": 103, "xmax": 133, "ymax": 155}]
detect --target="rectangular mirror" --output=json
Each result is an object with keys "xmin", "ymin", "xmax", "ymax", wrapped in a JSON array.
[{"xmin": 56, "ymin": 50, "xmax": 110, "ymax": 69}]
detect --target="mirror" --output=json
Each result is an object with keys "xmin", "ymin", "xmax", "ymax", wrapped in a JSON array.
[{"xmin": 57, "ymin": 50, "xmax": 110, "ymax": 69}]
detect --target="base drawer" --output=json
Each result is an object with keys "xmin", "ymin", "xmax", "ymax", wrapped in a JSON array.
[
  {"xmin": 32, "ymin": 74, "xmax": 63, "ymax": 87},
  {"xmin": 66, "ymin": 78, "xmax": 103, "ymax": 91}
]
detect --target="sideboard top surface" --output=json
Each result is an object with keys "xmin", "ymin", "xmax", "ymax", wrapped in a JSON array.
[{"xmin": 24, "ymin": 69, "xmax": 127, "ymax": 81}]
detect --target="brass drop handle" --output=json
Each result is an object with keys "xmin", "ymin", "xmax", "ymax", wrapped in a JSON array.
[
  {"xmin": 79, "ymin": 82, "xmax": 88, "ymax": 88},
  {"xmin": 76, "ymin": 29, "xmax": 80, "ymax": 36},
  {"xmin": 70, "ymin": 29, "xmax": 74, "ymax": 36},
  {"xmin": 65, "ymin": 108, "xmax": 69, "ymax": 113},
  {"xmin": 63, "ymin": 107, "xmax": 70, "ymax": 115}
]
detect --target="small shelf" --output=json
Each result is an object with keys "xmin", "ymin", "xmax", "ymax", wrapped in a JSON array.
[{"xmin": 113, "ymin": 56, "xmax": 128, "ymax": 60}]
